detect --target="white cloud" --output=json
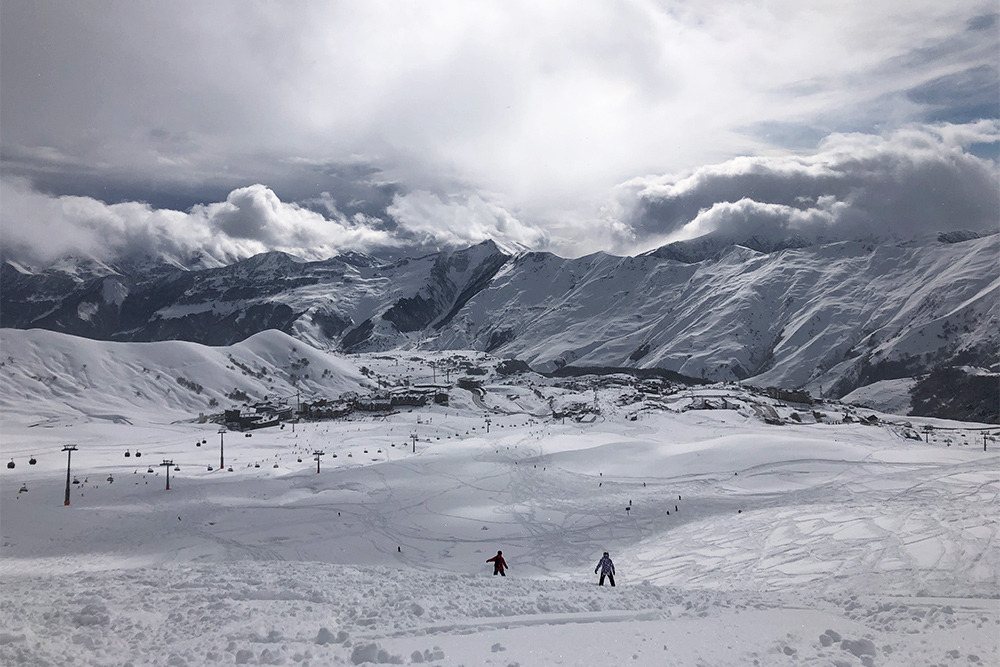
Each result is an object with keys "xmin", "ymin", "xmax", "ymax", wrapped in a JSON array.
[
  {"xmin": 0, "ymin": 180, "xmax": 395, "ymax": 267},
  {"xmin": 386, "ymin": 191, "xmax": 548, "ymax": 249},
  {"xmin": 3, "ymin": 121, "xmax": 996, "ymax": 268},
  {"xmin": 620, "ymin": 121, "xmax": 1000, "ymax": 252}
]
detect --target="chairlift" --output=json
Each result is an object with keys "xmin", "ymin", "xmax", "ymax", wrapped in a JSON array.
[
  {"xmin": 29, "ymin": 456, "xmax": 37, "ymax": 465},
  {"xmin": 147, "ymin": 467, "xmax": 154, "ymax": 473},
  {"xmin": 273, "ymin": 463, "xmax": 278, "ymax": 468},
  {"xmin": 174, "ymin": 466, "xmax": 180, "ymax": 472},
  {"xmin": 107, "ymin": 475, "xmax": 114, "ymax": 483},
  {"xmin": 135, "ymin": 451, "xmax": 141, "ymax": 457},
  {"xmin": 331, "ymin": 453, "xmax": 338, "ymax": 458},
  {"xmin": 197, "ymin": 441, "xmax": 201, "ymax": 447},
  {"xmin": 227, "ymin": 467, "xmax": 233, "ymax": 472},
  {"xmin": 7, "ymin": 459, "xmax": 14, "ymax": 469},
  {"xmin": 254, "ymin": 463, "xmax": 260, "ymax": 468},
  {"xmin": 202, "ymin": 439, "xmax": 207, "ymax": 444},
  {"xmin": 297, "ymin": 457, "xmax": 302, "ymax": 462},
  {"xmin": 73, "ymin": 477, "xmax": 81, "ymax": 484},
  {"xmin": 125, "ymin": 449, "xmax": 131, "ymax": 457},
  {"xmin": 19, "ymin": 483, "xmax": 28, "ymax": 493},
  {"xmin": 208, "ymin": 465, "xmax": 214, "ymax": 471}
]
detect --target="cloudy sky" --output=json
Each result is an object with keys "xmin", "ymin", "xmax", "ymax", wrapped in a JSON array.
[{"xmin": 1, "ymin": 1, "xmax": 997, "ymax": 266}]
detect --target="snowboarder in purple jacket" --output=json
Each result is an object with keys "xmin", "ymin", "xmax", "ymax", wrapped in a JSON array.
[{"xmin": 595, "ymin": 551, "xmax": 615, "ymax": 586}]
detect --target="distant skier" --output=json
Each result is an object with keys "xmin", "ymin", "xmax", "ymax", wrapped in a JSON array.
[
  {"xmin": 487, "ymin": 550, "xmax": 508, "ymax": 576},
  {"xmin": 595, "ymin": 552, "xmax": 615, "ymax": 587}
]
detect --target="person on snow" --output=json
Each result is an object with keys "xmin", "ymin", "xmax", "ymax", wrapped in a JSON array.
[
  {"xmin": 595, "ymin": 551, "xmax": 615, "ymax": 586},
  {"xmin": 487, "ymin": 550, "xmax": 508, "ymax": 576}
]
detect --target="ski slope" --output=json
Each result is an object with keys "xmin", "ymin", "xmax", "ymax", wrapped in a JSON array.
[{"xmin": 0, "ymin": 329, "xmax": 997, "ymax": 666}]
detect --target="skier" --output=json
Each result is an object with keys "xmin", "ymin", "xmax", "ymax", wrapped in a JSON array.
[
  {"xmin": 487, "ymin": 550, "xmax": 508, "ymax": 576},
  {"xmin": 595, "ymin": 551, "xmax": 615, "ymax": 587}
]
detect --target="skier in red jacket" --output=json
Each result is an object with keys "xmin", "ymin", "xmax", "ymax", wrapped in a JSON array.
[{"xmin": 487, "ymin": 550, "xmax": 507, "ymax": 576}]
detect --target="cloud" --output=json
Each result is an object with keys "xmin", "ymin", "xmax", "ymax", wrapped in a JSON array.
[
  {"xmin": 620, "ymin": 121, "xmax": 1000, "ymax": 252},
  {"xmin": 2, "ymin": 0, "xmax": 996, "ymax": 256},
  {"xmin": 3, "ymin": 121, "xmax": 996, "ymax": 268},
  {"xmin": 0, "ymin": 179, "xmax": 395, "ymax": 268},
  {"xmin": 386, "ymin": 191, "xmax": 548, "ymax": 250}
]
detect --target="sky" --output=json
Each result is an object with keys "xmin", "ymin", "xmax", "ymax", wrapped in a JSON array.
[{"xmin": 1, "ymin": 0, "xmax": 998, "ymax": 267}]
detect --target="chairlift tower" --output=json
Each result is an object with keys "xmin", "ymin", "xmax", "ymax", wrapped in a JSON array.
[
  {"xmin": 313, "ymin": 450, "xmax": 325, "ymax": 474},
  {"xmin": 62, "ymin": 445, "xmax": 78, "ymax": 506},
  {"xmin": 218, "ymin": 427, "xmax": 227, "ymax": 469},
  {"xmin": 485, "ymin": 416, "xmax": 491, "ymax": 434},
  {"xmin": 410, "ymin": 431, "xmax": 418, "ymax": 454},
  {"xmin": 160, "ymin": 460, "xmax": 175, "ymax": 490}
]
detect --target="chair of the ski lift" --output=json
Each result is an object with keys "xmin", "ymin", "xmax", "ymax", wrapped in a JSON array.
[
  {"xmin": 135, "ymin": 451, "xmax": 141, "ymax": 457},
  {"xmin": 273, "ymin": 463, "xmax": 278, "ymax": 468},
  {"xmin": 19, "ymin": 483, "xmax": 28, "ymax": 493},
  {"xmin": 207, "ymin": 465, "xmax": 213, "ymax": 471},
  {"xmin": 196, "ymin": 441, "xmax": 201, "ymax": 447},
  {"xmin": 7, "ymin": 459, "xmax": 14, "ymax": 469},
  {"xmin": 125, "ymin": 449, "xmax": 131, "ymax": 457},
  {"xmin": 254, "ymin": 463, "xmax": 260, "ymax": 468},
  {"xmin": 29, "ymin": 456, "xmax": 37, "ymax": 465},
  {"xmin": 227, "ymin": 466, "xmax": 233, "ymax": 472},
  {"xmin": 73, "ymin": 477, "xmax": 81, "ymax": 484},
  {"xmin": 297, "ymin": 457, "xmax": 302, "ymax": 462},
  {"xmin": 147, "ymin": 467, "xmax": 154, "ymax": 473},
  {"xmin": 107, "ymin": 475, "xmax": 114, "ymax": 483},
  {"xmin": 173, "ymin": 465, "xmax": 180, "ymax": 471}
]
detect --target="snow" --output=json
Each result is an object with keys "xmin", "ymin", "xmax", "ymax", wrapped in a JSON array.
[
  {"xmin": 841, "ymin": 379, "xmax": 915, "ymax": 415},
  {"xmin": 1, "ymin": 329, "xmax": 998, "ymax": 666}
]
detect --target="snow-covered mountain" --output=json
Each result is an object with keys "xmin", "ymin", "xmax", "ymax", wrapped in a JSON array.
[
  {"xmin": 2, "ymin": 234, "xmax": 997, "ymax": 418},
  {"xmin": 0, "ymin": 328, "xmax": 369, "ymax": 422}
]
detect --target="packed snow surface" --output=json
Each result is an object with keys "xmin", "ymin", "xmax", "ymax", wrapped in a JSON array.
[{"xmin": 0, "ymin": 329, "xmax": 997, "ymax": 666}]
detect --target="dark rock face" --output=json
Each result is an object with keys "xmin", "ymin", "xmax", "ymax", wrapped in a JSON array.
[
  {"xmin": 384, "ymin": 293, "xmax": 439, "ymax": 333},
  {"xmin": 911, "ymin": 367, "xmax": 999, "ymax": 423},
  {"xmin": 341, "ymin": 319, "xmax": 375, "ymax": 351},
  {"xmin": 486, "ymin": 329, "xmax": 516, "ymax": 353},
  {"xmin": 309, "ymin": 309, "xmax": 354, "ymax": 340}
]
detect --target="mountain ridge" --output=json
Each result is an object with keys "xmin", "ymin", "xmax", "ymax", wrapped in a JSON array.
[{"xmin": 2, "ymin": 235, "xmax": 996, "ymax": 417}]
